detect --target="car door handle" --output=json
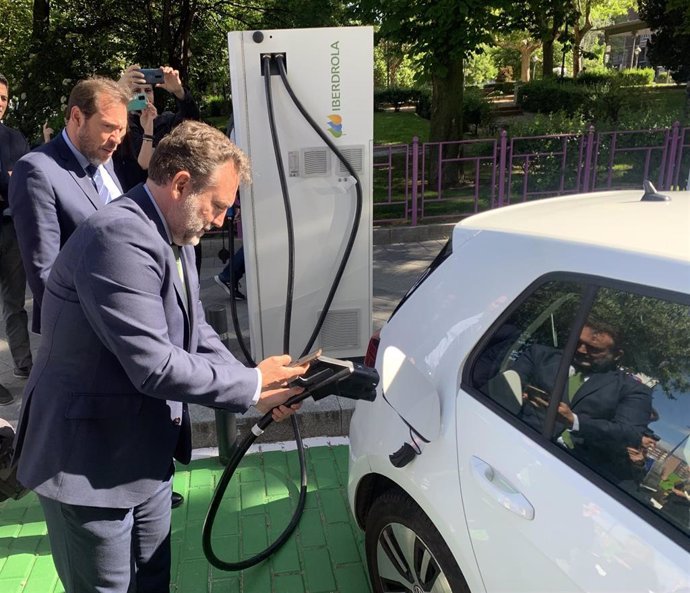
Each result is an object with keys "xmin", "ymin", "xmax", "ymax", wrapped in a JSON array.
[{"xmin": 470, "ymin": 456, "xmax": 535, "ymax": 520}]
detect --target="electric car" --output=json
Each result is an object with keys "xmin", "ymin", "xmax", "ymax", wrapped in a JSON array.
[{"xmin": 348, "ymin": 187, "xmax": 690, "ymax": 593}]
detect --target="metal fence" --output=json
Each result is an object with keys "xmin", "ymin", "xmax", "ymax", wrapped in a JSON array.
[{"xmin": 373, "ymin": 122, "xmax": 690, "ymax": 226}]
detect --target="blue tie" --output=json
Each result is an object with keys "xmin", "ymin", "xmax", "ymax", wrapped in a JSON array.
[{"xmin": 86, "ymin": 164, "xmax": 111, "ymax": 204}]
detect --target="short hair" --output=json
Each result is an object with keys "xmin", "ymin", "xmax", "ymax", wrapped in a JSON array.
[
  {"xmin": 66, "ymin": 77, "xmax": 130, "ymax": 120},
  {"xmin": 0, "ymin": 74, "xmax": 8, "ymax": 89},
  {"xmin": 584, "ymin": 316, "xmax": 622, "ymax": 351},
  {"xmin": 148, "ymin": 120, "xmax": 251, "ymax": 191}
]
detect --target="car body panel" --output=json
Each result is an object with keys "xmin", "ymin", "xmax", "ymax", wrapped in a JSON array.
[{"xmin": 349, "ymin": 190, "xmax": 690, "ymax": 593}]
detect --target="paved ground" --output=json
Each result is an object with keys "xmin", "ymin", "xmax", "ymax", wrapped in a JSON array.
[
  {"xmin": 0, "ymin": 224, "xmax": 454, "ymax": 592},
  {"xmin": 0, "ymin": 440, "xmax": 368, "ymax": 593}
]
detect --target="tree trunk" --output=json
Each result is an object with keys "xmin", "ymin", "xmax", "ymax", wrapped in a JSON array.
[
  {"xmin": 542, "ymin": 37, "xmax": 555, "ymax": 77},
  {"xmin": 31, "ymin": 0, "xmax": 49, "ymax": 43},
  {"xmin": 429, "ymin": 59, "xmax": 464, "ymax": 188}
]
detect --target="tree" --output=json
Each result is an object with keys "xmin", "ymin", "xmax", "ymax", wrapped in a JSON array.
[
  {"xmin": 639, "ymin": 0, "xmax": 690, "ymax": 82},
  {"xmin": 354, "ymin": 0, "xmax": 514, "ymax": 185},
  {"xmin": 495, "ymin": 32, "xmax": 542, "ymax": 81}
]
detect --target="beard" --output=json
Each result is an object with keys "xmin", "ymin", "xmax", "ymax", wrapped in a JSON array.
[
  {"xmin": 573, "ymin": 352, "xmax": 617, "ymax": 374},
  {"xmin": 174, "ymin": 193, "xmax": 210, "ymax": 246},
  {"xmin": 77, "ymin": 128, "xmax": 114, "ymax": 166}
]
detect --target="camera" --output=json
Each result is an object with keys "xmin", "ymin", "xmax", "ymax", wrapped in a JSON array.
[
  {"xmin": 138, "ymin": 68, "xmax": 164, "ymax": 85},
  {"xmin": 127, "ymin": 93, "xmax": 148, "ymax": 112}
]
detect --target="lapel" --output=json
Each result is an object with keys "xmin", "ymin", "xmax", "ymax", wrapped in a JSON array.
[
  {"xmin": 0, "ymin": 125, "xmax": 9, "ymax": 169},
  {"xmin": 570, "ymin": 372, "xmax": 616, "ymax": 408},
  {"xmin": 128, "ymin": 186, "xmax": 192, "ymax": 348},
  {"xmin": 54, "ymin": 133, "xmax": 103, "ymax": 211}
]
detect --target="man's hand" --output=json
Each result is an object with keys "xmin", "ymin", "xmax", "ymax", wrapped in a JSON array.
[
  {"xmin": 557, "ymin": 402, "xmax": 575, "ymax": 427},
  {"xmin": 255, "ymin": 355, "xmax": 310, "ymax": 421},
  {"xmin": 118, "ymin": 65, "xmax": 146, "ymax": 93},
  {"xmin": 42, "ymin": 121, "xmax": 53, "ymax": 143},
  {"xmin": 158, "ymin": 66, "xmax": 185, "ymax": 100}
]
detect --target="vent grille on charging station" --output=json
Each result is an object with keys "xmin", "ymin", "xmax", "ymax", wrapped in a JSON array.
[
  {"xmin": 301, "ymin": 147, "xmax": 330, "ymax": 177},
  {"xmin": 336, "ymin": 146, "xmax": 364, "ymax": 174},
  {"xmin": 317, "ymin": 308, "xmax": 361, "ymax": 351}
]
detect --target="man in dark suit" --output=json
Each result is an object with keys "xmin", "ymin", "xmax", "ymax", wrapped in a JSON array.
[
  {"xmin": 13, "ymin": 121, "xmax": 308, "ymax": 593},
  {"xmin": 0, "ymin": 73, "xmax": 33, "ymax": 404},
  {"xmin": 9, "ymin": 77, "xmax": 129, "ymax": 334},
  {"xmin": 512, "ymin": 318, "xmax": 652, "ymax": 468}
]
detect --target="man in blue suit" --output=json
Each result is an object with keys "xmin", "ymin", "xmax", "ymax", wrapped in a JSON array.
[
  {"xmin": 13, "ymin": 121, "xmax": 308, "ymax": 593},
  {"xmin": 9, "ymin": 77, "xmax": 130, "ymax": 334},
  {"xmin": 0, "ymin": 73, "xmax": 33, "ymax": 393}
]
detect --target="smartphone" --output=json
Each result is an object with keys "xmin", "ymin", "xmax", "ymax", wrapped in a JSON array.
[
  {"xmin": 290, "ymin": 349, "xmax": 322, "ymax": 367},
  {"xmin": 138, "ymin": 68, "xmax": 164, "ymax": 85},
  {"xmin": 127, "ymin": 93, "xmax": 148, "ymax": 112},
  {"xmin": 525, "ymin": 384, "xmax": 550, "ymax": 401}
]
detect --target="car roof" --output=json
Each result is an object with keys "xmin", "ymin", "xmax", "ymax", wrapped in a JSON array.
[{"xmin": 459, "ymin": 190, "xmax": 690, "ymax": 262}]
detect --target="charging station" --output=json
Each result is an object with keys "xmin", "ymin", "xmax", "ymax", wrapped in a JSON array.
[{"xmin": 227, "ymin": 26, "xmax": 373, "ymax": 361}]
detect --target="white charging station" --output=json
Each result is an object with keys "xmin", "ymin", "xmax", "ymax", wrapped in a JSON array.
[{"xmin": 228, "ymin": 27, "xmax": 373, "ymax": 361}]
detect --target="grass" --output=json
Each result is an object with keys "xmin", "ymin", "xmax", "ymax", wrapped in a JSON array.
[{"xmin": 374, "ymin": 111, "xmax": 429, "ymax": 144}]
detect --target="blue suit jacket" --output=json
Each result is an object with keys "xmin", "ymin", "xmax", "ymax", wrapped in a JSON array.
[
  {"xmin": 9, "ymin": 132, "xmax": 122, "ymax": 332},
  {"xmin": 14, "ymin": 185, "xmax": 259, "ymax": 508},
  {"xmin": 0, "ymin": 122, "xmax": 30, "ymax": 203}
]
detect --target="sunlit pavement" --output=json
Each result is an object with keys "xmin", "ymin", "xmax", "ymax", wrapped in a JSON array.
[{"xmin": 0, "ymin": 440, "xmax": 372, "ymax": 593}]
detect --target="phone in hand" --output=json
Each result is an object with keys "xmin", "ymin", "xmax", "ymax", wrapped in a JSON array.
[
  {"xmin": 138, "ymin": 68, "xmax": 164, "ymax": 85},
  {"xmin": 290, "ymin": 349, "xmax": 322, "ymax": 367},
  {"xmin": 525, "ymin": 384, "xmax": 551, "ymax": 402},
  {"xmin": 127, "ymin": 93, "xmax": 148, "ymax": 112}
]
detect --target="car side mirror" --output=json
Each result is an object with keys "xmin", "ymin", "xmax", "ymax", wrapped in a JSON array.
[{"xmin": 381, "ymin": 345, "xmax": 441, "ymax": 442}]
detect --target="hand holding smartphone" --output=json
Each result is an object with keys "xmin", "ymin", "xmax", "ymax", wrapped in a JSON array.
[{"xmin": 290, "ymin": 349, "xmax": 322, "ymax": 367}]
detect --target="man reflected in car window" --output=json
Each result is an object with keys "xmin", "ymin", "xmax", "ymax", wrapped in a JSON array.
[{"xmin": 511, "ymin": 317, "xmax": 653, "ymax": 476}]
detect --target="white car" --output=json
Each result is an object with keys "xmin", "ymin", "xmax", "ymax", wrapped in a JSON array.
[{"xmin": 348, "ymin": 187, "xmax": 690, "ymax": 593}]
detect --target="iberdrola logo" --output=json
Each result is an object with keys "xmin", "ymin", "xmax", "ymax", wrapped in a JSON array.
[{"xmin": 327, "ymin": 114, "xmax": 343, "ymax": 138}]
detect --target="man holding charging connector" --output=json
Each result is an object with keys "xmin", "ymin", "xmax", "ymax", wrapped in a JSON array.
[{"xmin": 13, "ymin": 121, "xmax": 308, "ymax": 593}]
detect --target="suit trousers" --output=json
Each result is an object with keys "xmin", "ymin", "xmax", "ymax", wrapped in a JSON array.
[
  {"xmin": 38, "ymin": 475, "xmax": 173, "ymax": 593},
  {"xmin": 0, "ymin": 218, "xmax": 31, "ymax": 371}
]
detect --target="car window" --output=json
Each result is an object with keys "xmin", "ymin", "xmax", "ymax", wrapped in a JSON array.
[{"xmin": 470, "ymin": 280, "xmax": 690, "ymax": 537}]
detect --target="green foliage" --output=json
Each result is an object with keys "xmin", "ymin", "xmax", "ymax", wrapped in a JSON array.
[
  {"xmin": 640, "ymin": 0, "xmax": 690, "ymax": 82},
  {"xmin": 462, "ymin": 88, "xmax": 493, "ymax": 134},
  {"xmin": 517, "ymin": 79, "xmax": 590, "ymax": 116},
  {"xmin": 416, "ymin": 88, "xmax": 432, "ymax": 120},
  {"xmin": 373, "ymin": 111, "xmax": 429, "ymax": 144},
  {"xmin": 464, "ymin": 46, "xmax": 499, "ymax": 87},
  {"xmin": 619, "ymin": 67, "xmax": 656, "ymax": 86},
  {"xmin": 374, "ymin": 87, "xmax": 422, "ymax": 112},
  {"xmin": 200, "ymin": 95, "xmax": 231, "ymax": 119}
]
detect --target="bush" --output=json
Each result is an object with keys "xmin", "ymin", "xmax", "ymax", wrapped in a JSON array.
[
  {"xmin": 463, "ymin": 88, "xmax": 493, "ymax": 134},
  {"xmin": 416, "ymin": 88, "xmax": 432, "ymax": 119},
  {"xmin": 576, "ymin": 70, "xmax": 617, "ymax": 86},
  {"xmin": 201, "ymin": 95, "xmax": 230, "ymax": 118},
  {"xmin": 619, "ymin": 68, "xmax": 655, "ymax": 86},
  {"xmin": 374, "ymin": 87, "xmax": 422, "ymax": 112},
  {"xmin": 517, "ymin": 79, "xmax": 589, "ymax": 116}
]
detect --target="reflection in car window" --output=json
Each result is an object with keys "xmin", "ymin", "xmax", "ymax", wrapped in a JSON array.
[{"xmin": 471, "ymin": 281, "xmax": 690, "ymax": 537}]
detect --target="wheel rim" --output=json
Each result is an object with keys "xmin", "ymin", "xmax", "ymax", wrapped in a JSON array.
[{"xmin": 375, "ymin": 521, "xmax": 452, "ymax": 593}]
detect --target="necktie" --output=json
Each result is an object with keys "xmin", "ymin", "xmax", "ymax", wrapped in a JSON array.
[
  {"xmin": 86, "ymin": 164, "xmax": 111, "ymax": 204},
  {"xmin": 567, "ymin": 371, "xmax": 585, "ymax": 402},
  {"xmin": 172, "ymin": 245, "xmax": 188, "ymax": 307}
]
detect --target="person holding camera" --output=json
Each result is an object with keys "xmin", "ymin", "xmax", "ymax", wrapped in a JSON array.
[{"xmin": 116, "ymin": 65, "xmax": 200, "ymax": 189}]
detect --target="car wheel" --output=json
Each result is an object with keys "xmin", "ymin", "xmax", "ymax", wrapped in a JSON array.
[{"xmin": 365, "ymin": 490, "xmax": 470, "ymax": 593}]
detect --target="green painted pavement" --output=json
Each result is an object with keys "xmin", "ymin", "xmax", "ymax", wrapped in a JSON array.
[{"xmin": 0, "ymin": 444, "xmax": 371, "ymax": 593}]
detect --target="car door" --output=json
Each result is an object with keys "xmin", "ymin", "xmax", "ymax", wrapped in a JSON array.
[{"xmin": 456, "ymin": 278, "xmax": 690, "ymax": 593}]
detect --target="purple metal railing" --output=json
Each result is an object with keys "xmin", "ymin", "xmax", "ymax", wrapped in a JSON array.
[{"xmin": 373, "ymin": 122, "xmax": 690, "ymax": 225}]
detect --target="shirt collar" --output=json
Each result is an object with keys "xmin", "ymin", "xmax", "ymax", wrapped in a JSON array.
[{"xmin": 142, "ymin": 183, "xmax": 173, "ymax": 245}]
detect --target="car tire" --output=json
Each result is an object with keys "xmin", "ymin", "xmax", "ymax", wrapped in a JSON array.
[{"xmin": 365, "ymin": 489, "xmax": 470, "ymax": 593}]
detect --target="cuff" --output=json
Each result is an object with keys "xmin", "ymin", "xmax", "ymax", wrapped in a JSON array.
[{"xmin": 250, "ymin": 368, "xmax": 262, "ymax": 406}]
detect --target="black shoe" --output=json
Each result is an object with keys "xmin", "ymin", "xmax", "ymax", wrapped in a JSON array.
[
  {"xmin": 13, "ymin": 366, "xmax": 31, "ymax": 379},
  {"xmin": 171, "ymin": 491, "xmax": 184, "ymax": 509},
  {"xmin": 0, "ymin": 383, "xmax": 13, "ymax": 406},
  {"xmin": 233, "ymin": 288, "xmax": 246, "ymax": 301}
]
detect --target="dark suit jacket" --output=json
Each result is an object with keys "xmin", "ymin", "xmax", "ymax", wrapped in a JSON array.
[
  {"xmin": 14, "ymin": 185, "xmax": 258, "ymax": 508},
  {"xmin": 0, "ymin": 122, "xmax": 30, "ymax": 204},
  {"xmin": 9, "ymin": 132, "xmax": 123, "ymax": 332},
  {"xmin": 512, "ymin": 344, "xmax": 652, "ymax": 454}
]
